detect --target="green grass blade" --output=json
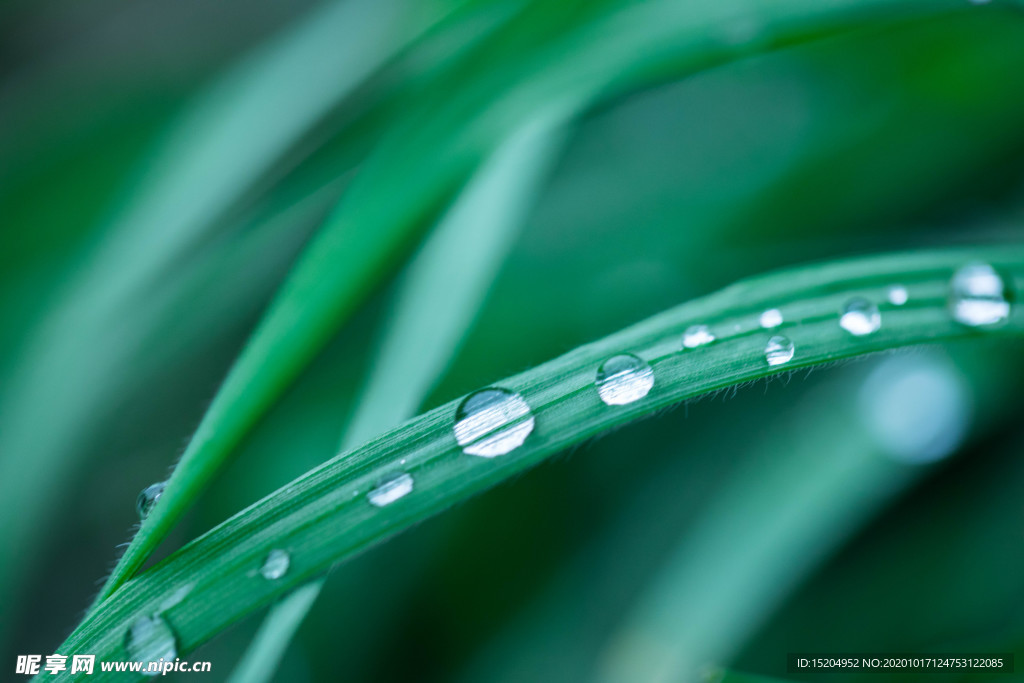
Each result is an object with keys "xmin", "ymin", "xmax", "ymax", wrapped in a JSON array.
[
  {"xmin": 94, "ymin": 0, "xmax": 967, "ymax": 606},
  {"xmin": 222, "ymin": 582, "xmax": 321, "ymax": 683},
  {"xmin": 225, "ymin": 109, "xmax": 568, "ymax": 683},
  {"xmin": 47, "ymin": 246, "xmax": 1024, "ymax": 679},
  {"xmin": 0, "ymin": 0, "xmax": 445, "ymax": 616}
]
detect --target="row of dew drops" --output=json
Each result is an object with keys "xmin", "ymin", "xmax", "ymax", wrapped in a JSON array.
[{"xmin": 124, "ymin": 263, "xmax": 1010, "ymax": 671}]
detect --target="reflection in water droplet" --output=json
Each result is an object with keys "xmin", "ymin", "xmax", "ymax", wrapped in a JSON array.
[
  {"xmin": 840, "ymin": 298, "xmax": 881, "ymax": 337},
  {"xmin": 949, "ymin": 262, "xmax": 1010, "ymax": 327},
  {"xmin": 682, "ymin": 324, "xmax": 715, "ymax": 349},
  {"xmin": 759, "ymin": 308, "xmax": 783, "ymax": 329},
  {"xmin": 764, "ymin": 335, "xmax": 795, "ymax": 366},
  {"xmin": 595, "ymin": 354, "xmax": 654, "ymax": 406},
  {"xmin": 125, "ymin": 614, "xmax": 177, "ymax": 677},
  {"xmin": 159, "ymin": 583, "xmax": 194, "ymax": 612},
  {"xmin": 260, "ymin": 549, "xmax": 290, "ymax": 580},
  {"xmin": 859, "ymin": 353, "xmax": 970, "ymax": 463},
  {"xmin": 454, "ymin": 388, "xmax": 534, "ymax": 457},
  {"xmin": 887, "ymin": 285, "xmax": 908, "ymax": 306},
  {"xmin": 367, "ymin": 473, "xmax": 414, "ymax": 507},
  {"xmin": 136, "ymin": 482, "xmax": 167, "ymax": 520}
]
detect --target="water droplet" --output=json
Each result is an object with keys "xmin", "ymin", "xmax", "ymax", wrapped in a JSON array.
[
  {"xmin": 764, "ymin": 335, "xmax": 795, "ymax": 366},
  {"xmin": 759, "ymin": 308, "xmax": 783, "ymax": 329},
  {"xmin": 839, "ymin": 298, "xmax": 881, "ymax": 337},
  {"xmin": 367, "ymin": 473, "xmax": 414, "ymax": 507},
  {"xmin": 887, "ymin": 285, "xmax": 908, "ymax": 306},
  {"xmin": 949, "ymin": 262, "xmax": 1010, "ymax": 327},
  {"xmin": 860, "ymin": 353, "xmax": 970, "ymax": 463},
  {"xmin": 260, "ymin": 549, "xmax": 290, "ymax": 580},
  {"xmin": 968, "ymin": 0, "xmax": 990, "ymax": 5},
  {"xmin": 454, "ymin": 388, "xmax": 535, "ymax": 458},
  {"xmin": 682, "ymin": 324, "xmax": 715, "ymax": 349},
  {"xmin": 136, "ymin": 482, "xmax": 167, "ymax": 520},
  {"xmin": 124, "ymin": 614, "xmax": 177, "ymax": 676},
  {"xmin": 595, "ymin": 354, "xmax": 654, "ymax": 406}
]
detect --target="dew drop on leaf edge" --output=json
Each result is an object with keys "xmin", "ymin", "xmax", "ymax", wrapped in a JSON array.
[
  {"xmin": 887, "ymin": 285, "xmax": 908, "ymax": 306},
  {"xmin": 765, "ymin": 335, "xmax": 795, "ymax": 366},
  {"xmin": 124, "ymin": 614, "xmax": 177, "ymax": 676},
  {"xmin": 367, "ymin": 472, "xmax": 414, "ymax": 507},
  {"xmin": 682, "ymin": 324, "xmax": 715, "ymax": 349},
  {"xmin": 595, "ymin": 353, "xmax": 654, "ymax": 406},
  {"xmin": 759, "ymin": 308, "xmax": 783, "ymax": 329},
  {"xmin": 260, "ymin": 549, "xmax": 290, "ymax": 580},
  {"xmin": 136, "ymin": 482, "xmax": 167, "ymax": 521},
  {"xmin": 949, "ymin": 262, "xmax": 1010, "ymax": 327},
  {"xmin": 840, "ymin": 297, "xmax": 881, "ymax": 337},
  {"xmin": 454, "ymin": 388, "xmax": 535, "ymax": 458}
]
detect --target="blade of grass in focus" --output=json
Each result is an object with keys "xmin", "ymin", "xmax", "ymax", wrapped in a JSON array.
[
  {"xmin": 96, "ymin": 0, "xmax": 970, "ymax": 605},
  {"xmin": 226, "ymin": 108, "xmax": 568, "ymax": 683},
  {"xmin": 46, "ymin": 246, "xmax": 1024, "ymax": 680}
]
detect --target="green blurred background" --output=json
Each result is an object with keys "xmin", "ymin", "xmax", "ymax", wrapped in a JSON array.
[{"xmin": 2, "ymin": 0, "xmax": 1024, "ymax": 680}]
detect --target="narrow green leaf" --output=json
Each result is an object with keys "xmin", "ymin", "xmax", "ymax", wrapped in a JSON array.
[
  {"xmin": 49, "ymin": 246, "xmax": 1024, "ymax": 680},
  {"xmin": 0, "ymin": 0, "xmax": 446, "ymax": 616}
]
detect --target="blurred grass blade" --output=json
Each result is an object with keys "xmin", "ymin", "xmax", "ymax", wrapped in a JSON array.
[
  {"xmin": 226, "ymin": 109, "xmax": 568, "ymax": 683},
  {"xmin": 94, "ymin": 0, "xmax": 966, "ymax": 606},
  {"xmin": 50, "ymin": 247, "xmax": 1024, "ymax": 678},
  {"xmin": 0, "ymin": 0, "xmax": 447, "ymax": 616},
  {"xmin": 597, "ymin": 350, "xmax": 1012, "ymax": 683},
  {"xmin": 223, "ymin": 582, "xmax": 322, "ymax": 683}
]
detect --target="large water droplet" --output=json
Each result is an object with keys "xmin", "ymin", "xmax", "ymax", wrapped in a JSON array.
[
  {"xmin": 454, "ymin": 388, "xmax": 534, "ymax": 458},
  {"xmin": 859, "ymin": 353, "xmax": 970, "ymax": 464},
  {"xmin": 260, "ymin": 549, "xmax": 290, "ymax": 580},
  {"xmin": 595, "ymin": 354, "xmax": 654, "ymax": 406},
  {"xmin": 764, "ymin": 335, "xmax": 795, "ymax": 366},
  {"xmin": 367, "ymin": 473, "xmax": 414, "ymax": 507},
  {"xmin": 136, "ymin": 482, "xmax": 167, "ymax": 520},
  {"xmin": 949, "ymin": 262, "xmax": 1010, "ymax": 327},
  {"xmin": 124, "ymin": 614, "xmax": 177, "ymax": 676},
  {"xmin": 839, "ymin": 298, "xmax": 881, "ymax": 337},
  {"xmin": 887, "ymin": 285, "xmax": 908, "ymax": 306},
  {"xmin": 759, "ymin": 308, "xmax": 783, "ymax": 329},
  {"xmin": 682, "ymin": 324, "xmax": 715, "ymax": 349}
]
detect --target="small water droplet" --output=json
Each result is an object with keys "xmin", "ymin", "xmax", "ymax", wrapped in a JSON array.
[
  {"xmin": 764, "ymin": 335, "xmax": 795, "ymax": 366},
  {"xmin": 125, "ymin": 614, "xmax": 177, "ymax": 676},
  {"xmin": 968, "ymin": 0, "xmax": 990, "ymax": 5},
  {"xmin": 840, "ymin": 298, "xmax": 881, "ymax": 337},
  {"xmin": 887, "ymin": 285, "xmax": 908, "ymax": 306},
  {"xmin": 260, "ymin": 549, "xmax": 290, "ymax": 580},
  {"xmin": 136, "ymin": 482, "xmax": 167, "ymax": 520},
  {"xmin": 595, "ymin": 354, "xmax": 654, "ymax": 406},
  {"xmin": 454, "ymin": 388, "xmax": 534, "ymax": 458},
  {"xmin": 682, "ymin": 324, "xmax": 715, "ymax": 349},
  {"xmin": 949, "ymin": 262, "xmax": 1010, "ymax": 327},
  {"xmin": 367, "ymin": 473, "xmax": 414, "ymax": 507},
  {"xmin": 759, "ymin": 308, "xmax": 783, "ymax": 329}
]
